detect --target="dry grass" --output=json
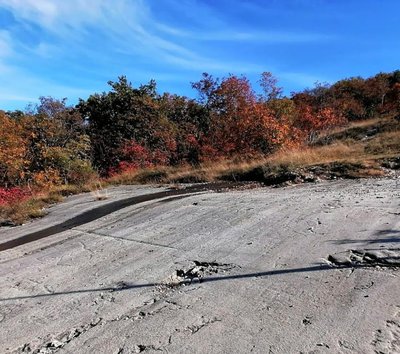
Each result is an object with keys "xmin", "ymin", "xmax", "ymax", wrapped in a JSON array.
[
  {"xmin": 91, "ymin": 182, "xmax": 109, "ymax": 200},
  {"xmin": 364, "ymin": 131, "xmax": 400, "ymax": 156},
  {"xmin": 0, "ymin": 182, "xmax": 101, "ymax": 226},
  {"xmin": 322, "ymin": 117, "xmax": 382, "ymax": 136},
  {"xmin": 166, "ymin": 159, "xmax": 268, "ymax": 183},
  {"xmin": 159, "ymin": 140, "xmax": 389, "ymax": 183},
  {"xmin": 106, "ymin": 118, "xmax": 399, "ymax": 187},
  {"xmin": 108, "ymin": 167, "xmax": 170, "ymax": 185},
  {"xmin": 1, "ymin": 196, "xmax": 48, "ymax": 225},
  {"xmin": 316, "ymin": 115, "xmax": 399, "ymax": 145},
  {"xmin": 267, "ymin": 143, "xmax": 360, "ymax": 167}
]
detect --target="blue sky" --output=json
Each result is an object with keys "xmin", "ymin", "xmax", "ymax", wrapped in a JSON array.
[{"xmin": 0, "ymin": 0, "xmax": 399, "ymax": 110}]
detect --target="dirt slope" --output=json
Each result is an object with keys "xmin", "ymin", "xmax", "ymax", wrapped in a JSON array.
[{"xmin": 0, "ymin": 177, "xmax": 399, "ymax": 353}]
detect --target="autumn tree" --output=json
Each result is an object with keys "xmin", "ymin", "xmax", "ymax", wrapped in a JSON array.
[
  {"xmin": 0, "ymin": 111, "xmax": 28, "ymax": 186},
  {"xmin": 79, "ymin": 76, "xmax": 176, "ymax": 174},
  {"xmin": 192, "ymin": 74, "xmax": 293, "ymax": 158},
  {"xmin": 159, "ymin": 93, "xmax": 210, "ymax": 164},
  {"xmin": 293, "ymin": 105, "xmax": 346, "ymax": 142},
  {"xmin": 21, "ymin": 97, "xmax": 93, "ymax": 186}
]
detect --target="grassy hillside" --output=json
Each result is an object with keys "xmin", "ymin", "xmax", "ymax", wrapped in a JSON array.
[{"xmin": 108, "ymin": 114, "xmax": 400, "ymax": 185}]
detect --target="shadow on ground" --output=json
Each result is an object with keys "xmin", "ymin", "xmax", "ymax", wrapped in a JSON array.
[
  {"xmin": 0, "ymin": 261, "xmax": 389, "ymax": 302},
  {"xmin": 330, "ymin": 229, "xmax": 400, "ymax": 245}
]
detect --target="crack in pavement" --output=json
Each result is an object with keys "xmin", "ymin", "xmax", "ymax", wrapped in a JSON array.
[
  {"xmin": 0, "ymin": 235, "xmax": 83, "ymax": 266},
  {"xmin": 12, "ymin": 282, "xmax": 214, "ymax": 353},
  {"xmin": 77, "ymin": 240, "xmax": 94, "ymax": 256},
  {"xmin": 371, "ymin": 309, "xmax": 400, "ymax": 354},
  {"xmin": 13, "ymin": 317, "xmax": 103, "ymax": 354},
  {"xmin": 184, "ymin": 317, "xmax": 221, "ymax": 334},
  {"xmin": 73, "ymin": 228, "xmax": 179, "ymax": 250},
  {"xmin": 115, "ymin": 315, "xmax": 222, "ymax": 353}
]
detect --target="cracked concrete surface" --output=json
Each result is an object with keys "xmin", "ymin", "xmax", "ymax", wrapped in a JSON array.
[{"xmin": 0, "ymin": 178, "xmax": 399, "ymax": 353}]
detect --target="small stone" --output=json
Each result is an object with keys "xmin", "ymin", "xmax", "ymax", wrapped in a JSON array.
[
  {"xmin": 48, "ymin": 339, "xmax": 64, "ymax": 348},
  {"xmin": 316, "ymin": 343, "xmax": 330, "ymax": 348},
  {"xmin": 134, "ymin": 344, "xmax": 146, "ymax": 353}
]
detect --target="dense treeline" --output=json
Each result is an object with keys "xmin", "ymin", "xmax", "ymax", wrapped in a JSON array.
[{"xmin": 1, "ymin": 70, "xmax": 399, "ymax": 190}]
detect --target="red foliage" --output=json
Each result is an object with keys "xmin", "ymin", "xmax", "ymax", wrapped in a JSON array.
[
  {"xmin": 295, "ymin": 105, "xmax": 347, "ymax": 137},
  {"xmin": 115, "ymin": 140, "xmax": 172, "ymax": 173},
  {"xmin": 205, "ymin": 75, "xmax": 294, "ymax": 156},
  {"xmin": 199, "ymin": 142, "xmax": 220, "ymax": 162},
  {"xmin": 0, "ymin": 187, "xmax": 31, "ymax": 205},
  {"xmin": 185, "ymin": 134, "xmax": 198, "ymax": 146}
]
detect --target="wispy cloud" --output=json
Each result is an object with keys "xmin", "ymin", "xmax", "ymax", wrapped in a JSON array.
[
  {"xmin": 207, "ymin": 31, "xmax": 332, "ymax": 43},
  {"xmin": 0, "ymin": 0, "xmax": 197, "ymax": 63},
  {"xmin": 0, "ymin": 1, "xmax": 197, "ymax": 73},
  {"xmin": 0, "ymin": 30, "xmax": 13, "ymax": 57},
  {"xmin": 155, "ymin": 25, "xmax": 332, "ymax": 44}
]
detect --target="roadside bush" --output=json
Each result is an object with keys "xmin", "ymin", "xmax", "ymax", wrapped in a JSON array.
[
  {"xmin": 31, "ymin": 168, "xmax": 62, "ymax": 189},
  {"xmin": 0, "ymin": 187, "xmax": 31, "ymax": 205},
  {"xmin": 66, "ymin": 160, "xmax": 98, "ymax": 186}
]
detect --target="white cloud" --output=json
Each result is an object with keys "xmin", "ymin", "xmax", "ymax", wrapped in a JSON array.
[
  {"xmin": 0, "ymin": 0, "xmax": 206, "ymax": 68},
  {"xmin": 0, "ymin": 92, "xmax": 36, "ymax": 102},
  {"xmin": 0, "ymin": 30, "xmax": 13, "ymax": 57},
  {"xmin": 155, "ymin": 25, "xmax": 332, "ymax": 44},
  {"xmin": 0, "ymin": 30, "xmax": 16, "ymax": 77},
  {"xmin": 209, "ymin": 31, "xmax": 332, "ymax": 43},
  {"xmin": 0, "ymin": 0, "xmax": 106, "ymax": 31}
]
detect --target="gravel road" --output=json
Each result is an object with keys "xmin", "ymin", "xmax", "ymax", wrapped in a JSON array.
[{"xmin": 0, "ymin": 178, "xmax": 399, "ymax": 353}]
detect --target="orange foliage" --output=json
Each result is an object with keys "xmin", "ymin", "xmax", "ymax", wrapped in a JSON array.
[
  {"xmin": 0, "ymin": 112, "xmax": 28, "ymax": 185},
  {"xmin": 294, "ymin": 105, "xmax": 347, "ymax": 140},
  {"xmin": 207, "ymin": 76, "xmax": 294, "ymax": 157},
  {"xmin": 31, "ymin": 168, "xmax": 62, "ymax": 189}
]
